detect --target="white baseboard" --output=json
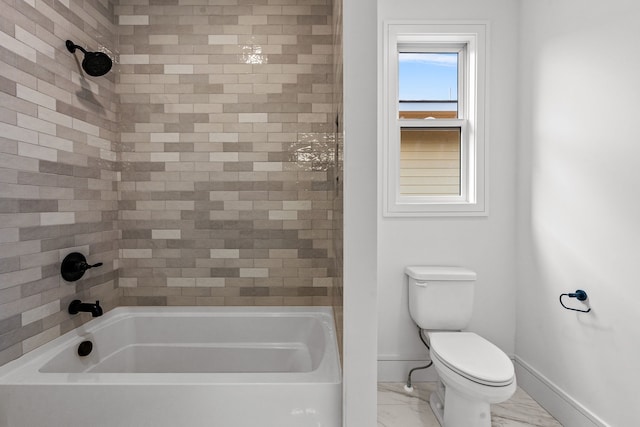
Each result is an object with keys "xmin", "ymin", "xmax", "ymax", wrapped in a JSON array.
[
  {"xmin": 379, "ymin": 354, "xmax": 608, "ymax": 427},
  {"xmin": 514, "ymin": 356, "xmax": 608, "ymax": 427},
  {"xmin": 380, "ymin": 355, "xmax": 608, "ymax": 427}
]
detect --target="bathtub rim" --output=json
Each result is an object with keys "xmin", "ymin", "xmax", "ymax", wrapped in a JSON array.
[{"xmin": 0, "ymin": 306, "xmax": 341, "ymax": 386}]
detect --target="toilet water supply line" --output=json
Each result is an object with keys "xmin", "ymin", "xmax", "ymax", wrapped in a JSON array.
[{"xmin": 404, "ymin": 326, "xmax": 433, "ymax": 393}]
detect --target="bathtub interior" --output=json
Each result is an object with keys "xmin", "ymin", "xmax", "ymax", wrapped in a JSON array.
[
  {"xmin": 40, "ymin": 313, "xmax": 327, "ymax": 374},
  {"xmin": 0, "ymin": 306, "xmax": 340, "ymax": 384}
]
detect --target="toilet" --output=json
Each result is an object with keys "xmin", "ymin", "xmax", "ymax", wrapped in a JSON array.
[{"xmin": 405, "ymin": 266, "xmax": 516, "ymax": 427}]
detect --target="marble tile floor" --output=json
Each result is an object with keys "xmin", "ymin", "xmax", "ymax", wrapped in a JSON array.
[{"xmin": 378, "ymin": 382, "xmax": 563, "ymax": 427}]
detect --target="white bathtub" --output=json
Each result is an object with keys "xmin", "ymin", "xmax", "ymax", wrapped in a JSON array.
[{"xmin": 0, "ymin": 306, "xmax": 342, "ymax": 427}]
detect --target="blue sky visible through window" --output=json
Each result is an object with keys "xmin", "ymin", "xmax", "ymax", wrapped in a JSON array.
[{"xmin": 399, "ymin": 52, "xmax": 458, "ymax": 104}]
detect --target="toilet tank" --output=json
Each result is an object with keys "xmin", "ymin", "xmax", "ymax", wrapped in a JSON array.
[{"xmin": 405, "ymin": 266, "xmax": 476, "ymax": 330}]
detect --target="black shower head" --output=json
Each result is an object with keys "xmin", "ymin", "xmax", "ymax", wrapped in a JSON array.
[{"xmin": 66, "ymin": 40, "xmax": 112, "ymax": 77}]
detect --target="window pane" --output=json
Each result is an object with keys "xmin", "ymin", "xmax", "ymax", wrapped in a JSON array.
[
  {"xmin": 400, "ymin": 128, "xmax": 460, "ymax": 195},
  {"xmin": 398, "ymin": 52, "xmax": 458, "ymax": 119}
]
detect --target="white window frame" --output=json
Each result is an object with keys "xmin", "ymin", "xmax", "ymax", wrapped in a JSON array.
[{"xmin": 382, "ymin": 22, "xmax": 488, "ymax": 216}]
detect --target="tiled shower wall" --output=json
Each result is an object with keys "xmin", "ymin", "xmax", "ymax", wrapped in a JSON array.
[
  {"xmin": 116, "ymin": 0, "xmax": 339, "ymax": 306},
  {"xmin": 0, "ymin": 0, "xmax": 119, "ymax": 364},
  {"xmin": 0, "ymin": 0, "xmax": 341, "ymax": 366}
]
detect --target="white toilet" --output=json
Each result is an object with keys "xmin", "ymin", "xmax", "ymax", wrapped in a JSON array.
[{"xmin": 405, "ymin": 266, "xmax": 516, "ymax": 427}]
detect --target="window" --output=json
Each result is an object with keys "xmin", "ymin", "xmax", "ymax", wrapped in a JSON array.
[{"xmin": 382, "ymin": 23, "xmax": 487, "ymax": 216}]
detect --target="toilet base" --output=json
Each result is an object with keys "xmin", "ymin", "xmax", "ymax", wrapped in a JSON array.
[
  {"xmin": 429, "ymin": 388, "xmax": 445, "ymax": 426},
  {"xmin": 430, "ymin": 380, "xmax": 492, "ymax": 427}
]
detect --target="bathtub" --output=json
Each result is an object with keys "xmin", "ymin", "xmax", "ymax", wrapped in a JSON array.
[{"xmin": 0, "ymin": 306, "xmax": 342, "ymax": 427}]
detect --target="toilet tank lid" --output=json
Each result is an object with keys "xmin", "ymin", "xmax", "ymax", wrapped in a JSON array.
[{"xmin": 405, "ymin": 266, "xmax": 476, "ymax": 281}]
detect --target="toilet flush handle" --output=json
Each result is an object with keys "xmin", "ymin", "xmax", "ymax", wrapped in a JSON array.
[{"xmin": 414, "ymin": 281, "xmax": 428, "ymax": 287}]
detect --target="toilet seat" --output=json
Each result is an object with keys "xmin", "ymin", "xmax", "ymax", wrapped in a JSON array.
[{"xmin": 429, "ymin": 332, "xmax": 514, "ymax": 387}]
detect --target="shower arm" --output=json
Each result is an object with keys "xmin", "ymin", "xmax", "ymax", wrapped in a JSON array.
[{"xmin": 65, "ymin": 40, "xmax": 88, "ymax": 55}]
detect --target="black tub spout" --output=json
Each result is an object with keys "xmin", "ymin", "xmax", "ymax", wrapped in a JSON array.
[{"xmin": 68, "ymin": 300, "xmax": 103, "ymax": 317}]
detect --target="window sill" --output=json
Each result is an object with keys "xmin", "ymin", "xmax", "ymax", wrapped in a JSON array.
[{"xmin": 383, "ymin": 201, "xmax": 487, "ymax": 217}]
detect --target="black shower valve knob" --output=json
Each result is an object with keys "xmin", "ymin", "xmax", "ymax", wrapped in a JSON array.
[
  {"xmin": 80, "ymin": 261, "xmax": 103, "ymax": 271},
  {"xmin": 61, "ymin": 252, "xmax": 103, "ymax": 282}
]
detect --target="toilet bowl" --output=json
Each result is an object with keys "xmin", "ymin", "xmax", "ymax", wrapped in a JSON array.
[
  {"xmin": 428, "ymin": 332, "xmax": 516, "ymax": 427},
  {"xmin": 404, "ymin": 266, "xmax": 516, "ymax": 427}
]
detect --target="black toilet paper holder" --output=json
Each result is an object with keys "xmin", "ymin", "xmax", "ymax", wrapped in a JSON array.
[{"xmin": 559, "ymin": 289, "xmax": 591, "ymax": 313}]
